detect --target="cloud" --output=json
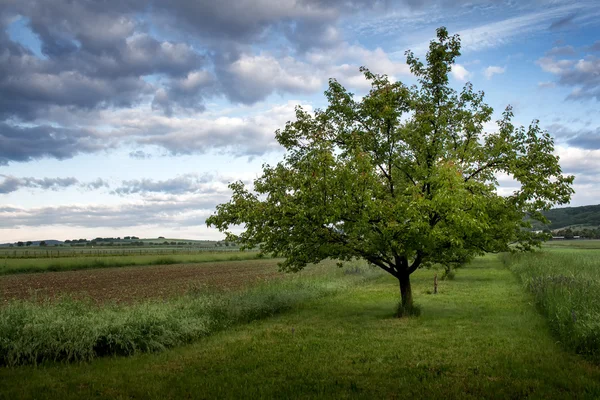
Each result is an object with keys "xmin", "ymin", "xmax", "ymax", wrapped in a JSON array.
[
  {"xmin": 381, "ymin": 2, "xmax": 599, "ymax": 57},
  {"xmin": 537, "ymin": 54, "xmax": 600, "ymax": 101},
  {"xmin": 551, "ymin": 145, "xmax": 600, "ymax": 207},
  {"xmin": 0, "ymin": 123, "xmax": 108, "ymax": 165},
  {"xmin": 549, "ymin": 13, "xmax": 576, "ymax": 30},
  {"xmin": 129, "ymin": 150, "xmax": 153, "ymax": 159},
  {"xmin": 0, "ymin": 175, "xmax": 78, "ymax": 193},
  {"xmin": 483, "ymin": 65, "xmax": 505, "ymax": 79},
  {"xmin": 0, "ymin": 175, "xmax": 113, "ymax": 194},
  {"xmin": 84, "ymin": 178, "xmax": 110, "ymax": 190},
  {"xmin": 0, "ymin": 194, "xmax": 228, "ymax": 229},
  {"xmin": 450, "ymin": 64, "xmax": 470, "ymax": 81},
  {"xmin": 113, "ymin": 173, "xmax": 235, "ymax": 196},
  {"xmin": 546, "ymin": 123, "xmax": 600, "ymax": 150},
  {"xmin": 545, "ymin": 45, "xmax": 576, "ymax": 57},
  {"xmin": 588, "ymin": 41, "xmax": 600, "ymax": 52},
  {"xmin": 538, "ymin": 81, "xmax": 556, "ymax": 89},
  {"xmin": 112, "ymin": 101, "xmax": 310, "ymax": 157},
  {"xmin": 217, "ymin": 54, "xmax": 322, "ymax": 104}
]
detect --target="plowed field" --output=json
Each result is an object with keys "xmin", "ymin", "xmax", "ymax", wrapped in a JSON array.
[{"xmin": 0, "ymin": 259, "xmax": 284, "ymax": 304}]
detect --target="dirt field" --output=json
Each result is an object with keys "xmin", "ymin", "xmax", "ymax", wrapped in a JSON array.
[{"xmin": 0, "ymin": 259, "xmax": 284, "ymax": 304}]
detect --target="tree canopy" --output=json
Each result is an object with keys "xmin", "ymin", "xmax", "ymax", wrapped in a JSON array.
[{"xmin": 206, "ymin": 27, "xmax": 574, "ymax": 315}]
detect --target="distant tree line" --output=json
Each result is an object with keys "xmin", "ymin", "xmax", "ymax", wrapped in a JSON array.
[{"xmin": 551, "ymin": 228, "xmax": 600, "ymax": 239}]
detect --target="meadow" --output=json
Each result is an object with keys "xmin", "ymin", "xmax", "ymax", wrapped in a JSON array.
[
  {"xmin": 505, "ymin": 241, "xmax": 600, "ymax": 361},
  {"xmin": 1, "ymin": 243, "xmax": 600, "ymax": 398}
]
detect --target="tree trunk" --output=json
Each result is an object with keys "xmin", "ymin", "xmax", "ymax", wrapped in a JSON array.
[{"xmin": 399, "ymin": 273, "xmax": 413, "ymax": 310}]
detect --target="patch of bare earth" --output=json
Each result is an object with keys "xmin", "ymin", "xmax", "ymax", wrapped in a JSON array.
[{"xmin": 0, "ymin": 259, "xmax": 284, "ymax": 305}]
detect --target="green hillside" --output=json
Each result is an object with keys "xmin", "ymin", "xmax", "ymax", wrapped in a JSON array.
[{"xmin": 537, "ymin": 204, "xmax": 600, "ymax": 230}]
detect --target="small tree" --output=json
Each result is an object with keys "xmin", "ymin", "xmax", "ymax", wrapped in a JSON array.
[{"xmin": 206, "ymin": 27, "xmax": 573, "ymax": 315}]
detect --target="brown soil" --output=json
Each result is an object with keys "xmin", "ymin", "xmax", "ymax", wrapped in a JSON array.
[{"xmin": 0, "ymin": 259, "xmax": 284, "ymax": 305}]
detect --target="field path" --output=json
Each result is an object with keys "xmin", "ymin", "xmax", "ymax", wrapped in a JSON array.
[{"xmin": 0, "ymin": 259, "xmax": 283, "ymax": 304}]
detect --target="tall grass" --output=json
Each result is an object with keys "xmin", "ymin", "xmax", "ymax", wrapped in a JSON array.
[
  {"xmin": 504, "ymin": 250, "xmax": 600, "ymax": 360},
  {"xmin": 0, "ymin": 251, "xmax": 266, "ymax": 275},
  {"xmin": 0, "ymin": 262, "xmax": 381, "ymax": 366}
]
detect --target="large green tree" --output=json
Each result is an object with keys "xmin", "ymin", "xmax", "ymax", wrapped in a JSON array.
[{"xmin": 206, "ymin": 28, "xmax": 574, "ymax": 315}]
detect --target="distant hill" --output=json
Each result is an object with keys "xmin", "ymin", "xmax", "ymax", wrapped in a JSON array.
[
  {"xmin": 0, "ymin": 237, "xmax": 234, "ymax": 248},
  {"xmin": 537, "ymin": 204, "xmax": 600, "ymax": 230}
]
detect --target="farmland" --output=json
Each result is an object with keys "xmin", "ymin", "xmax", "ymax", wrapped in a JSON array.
[
  {"xmin": 1, "ymin": 243, "xmax": 600, "ymax": 398},
  {"xmin": 0, "ymin": 249, "xmax": 264, "ymax": 275},
  {"xmin": 0, "ymin": 259, "xmax": 284, "ymax": 304}
]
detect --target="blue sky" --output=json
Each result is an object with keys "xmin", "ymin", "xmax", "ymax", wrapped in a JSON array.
[{"xmin": 0, "ymin": 0, "xmax": 599, "ymax": 242}]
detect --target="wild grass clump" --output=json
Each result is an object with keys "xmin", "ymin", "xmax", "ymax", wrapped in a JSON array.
[
  {"xmin": 505, "ymin": 250, "xmax": 600, "ymax": 360},
  {"xmin": 0, "ymin": 263, "xmax": 380, "ymax": 366}
]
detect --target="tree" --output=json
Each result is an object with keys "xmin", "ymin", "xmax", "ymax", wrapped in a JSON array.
[
  {"xmin": 39, "ymin": 241, "xmax": 47, "ymax": 247},
  {"xmin": 206, "ymin": 27, "xmax": 574, "ymax": 316}
]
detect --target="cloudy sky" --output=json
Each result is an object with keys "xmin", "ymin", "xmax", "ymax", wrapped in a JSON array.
[{"xmin": 0, "ymin": 0, "xmax": 599, "ymax": 242}]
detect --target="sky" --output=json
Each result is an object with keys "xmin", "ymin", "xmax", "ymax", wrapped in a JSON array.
[{"xmin": 0, "ymin": 0, "xmax": 599, "ymax": 242}]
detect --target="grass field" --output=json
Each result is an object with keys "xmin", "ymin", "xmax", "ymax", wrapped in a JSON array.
[
  {"xmin": 0, "ymin": 250, "xmax": 265, "ymax": 275},
  {"xmin": 505, "ymin": 243, "xmax": 600, "ymax": 361},
  {"xmin": 543, "ymin": 239, "xmax": 600, "ymax": 250},
  {"xmin": 2, "ymin": 253, "xmax": 600, "ymax": 399}
]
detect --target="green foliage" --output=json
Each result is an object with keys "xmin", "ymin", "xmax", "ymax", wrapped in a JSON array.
[
  {"xmin": 505, "ymin": 250, "xmax": 600, "ymax": 361},
  {"xmin": 0, "ymin": 262, "xmax": 380, "ymax": 366},
  {"xmin": 206, "ymin": 27, "xmax": 573, "ymax": 310}
]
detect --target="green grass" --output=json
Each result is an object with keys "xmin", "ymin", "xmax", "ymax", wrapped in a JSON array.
[
  {"xmin": 543, "ymin": 239, "xmax": 600, "ymax": 250},
  {"xmin": 504, "ymin": 249, "xmax": 600, "ymax": 361},
  {"xmin": 0, "ymin": 261, "xmax": 380, "ymax": 366},
  {"xmin": 2, "ymin": 255, "xmax": 600, "ymax": 399},
  {"xmin": 0, "ymin": 251, "xmax": 267, "ymax": 275}
]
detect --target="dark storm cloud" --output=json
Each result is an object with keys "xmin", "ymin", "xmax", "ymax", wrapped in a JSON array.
[
  {"xmin": 0, "ymin": 0, "xmax": 206, "ymax": 123},
  {"xmin": 0, "ymin": 123, "xmax": 107, "ymax": 165},
  {"xmin": 546, "ymin": 123, "xmax": 600, "ymax": 150},
  {"xmin": 1, "ymin": 0, "xmax": 550, "ymax": 163}
]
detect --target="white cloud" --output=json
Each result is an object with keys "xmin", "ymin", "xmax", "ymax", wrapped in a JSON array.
[
  {"xmin": 538, "ymin": 81, "xmax": 556, "ymax": 89},
  {"xmin": 450, "ymin": 64, "xmax": 471, "ymax": 81},
  {"xmin": 484, "ymin": 65, "xmax": 506, "ymax": 79}
]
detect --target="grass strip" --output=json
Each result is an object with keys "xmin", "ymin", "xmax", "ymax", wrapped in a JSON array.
[
  {"xmin": 0, "ymin": 251, "xmax": 268, "ymax": 276},
  {"xmin": 504, "ymin": 250, "xmax": 600, "ymax": 361}
]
